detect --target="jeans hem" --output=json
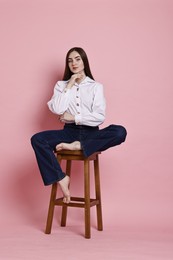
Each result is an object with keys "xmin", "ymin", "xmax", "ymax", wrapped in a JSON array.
[{"xmin": 44, "ymin": 173, "xmax": 66, "ymax": 186}]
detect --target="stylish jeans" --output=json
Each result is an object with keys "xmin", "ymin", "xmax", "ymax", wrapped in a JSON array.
[{"xmin": 31, "ymin": 124, "xmax": 127, "ymax": 185}]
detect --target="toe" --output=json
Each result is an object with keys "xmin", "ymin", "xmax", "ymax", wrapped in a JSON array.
[{"xmin": 66, "ymin": 196, "xmax": 70, "ymax": 204}]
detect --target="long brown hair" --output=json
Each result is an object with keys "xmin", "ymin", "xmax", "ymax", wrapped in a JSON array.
[{"xmin": 62, "ymin": 47, "xmax": 94, "ymax": 80}]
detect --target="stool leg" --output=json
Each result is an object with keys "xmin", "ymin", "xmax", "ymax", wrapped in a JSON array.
[
  {"xmin": 45, "ymin": 183, "xmax": 57, "ymax": 234},
  {"xmin": 94, "ymin": 155, "xmax": 103, "ymax": 231},
  {"xmin": 84, "ymin": 159, "xmax": 91, "ymax": 239},
  {"xmin": 61, "ymin": 160, "xmax": 71, "ymax": 227}
]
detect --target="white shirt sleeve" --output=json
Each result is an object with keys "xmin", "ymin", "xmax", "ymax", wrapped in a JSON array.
[{"xmin": 47, "ymin": 81, "xmax": 71, "ymax": 115}]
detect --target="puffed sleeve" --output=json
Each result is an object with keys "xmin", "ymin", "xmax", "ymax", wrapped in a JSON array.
[{"xmin": 47, "ymin": 81, "xmax": 72, "ymax": 115}]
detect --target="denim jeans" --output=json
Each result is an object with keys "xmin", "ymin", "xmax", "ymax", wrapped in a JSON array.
[{"xmin": 31, "ymin": 124, "xmax": 127, "ymax": 185}]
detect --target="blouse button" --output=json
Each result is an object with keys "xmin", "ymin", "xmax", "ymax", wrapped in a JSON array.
[{"xmin": 76, "ymin": 103, "xmax": 79, "ymax": 106}]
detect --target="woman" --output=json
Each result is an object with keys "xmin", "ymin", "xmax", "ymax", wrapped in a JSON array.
[{"xmin": 31, "ymin": 47, "xmax": 127, "ymax": 204}]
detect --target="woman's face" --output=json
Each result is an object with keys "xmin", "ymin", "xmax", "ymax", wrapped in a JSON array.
[{"xmin": 67, "ymin": 51, "xmax": 85, "ymax": 74}]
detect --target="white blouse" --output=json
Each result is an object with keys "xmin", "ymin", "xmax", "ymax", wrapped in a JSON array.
[{"xmin": 47, "ymin": 76, "xmax": 106, "ymax": 127}]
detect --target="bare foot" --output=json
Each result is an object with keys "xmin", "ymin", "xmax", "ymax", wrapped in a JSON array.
[
  {"xmin": 59, "ymin": 175, "xmax": 70, "ymax": 204},
  {"xmin": 56, "ymin": 141, "xmax": 81, "ymax": 151}
]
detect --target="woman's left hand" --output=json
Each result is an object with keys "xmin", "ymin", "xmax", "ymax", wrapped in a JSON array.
[{"xmin": 59, "ymin": 112, "xmax": 75, "ymax": 123}]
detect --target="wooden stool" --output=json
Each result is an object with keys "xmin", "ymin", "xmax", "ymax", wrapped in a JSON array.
[{"xmin": 45, "ymin": 150, "xmax": 103, "ymax": 239}]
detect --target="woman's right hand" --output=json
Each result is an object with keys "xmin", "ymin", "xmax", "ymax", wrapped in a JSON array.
[{"xmin": 67, "ymin": 72, "xmax": 85, "ymax": 89}]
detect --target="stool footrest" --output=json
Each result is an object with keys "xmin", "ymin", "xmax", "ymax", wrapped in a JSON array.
[{"xmin": 54, "ymin": 197, "xmax": 100, "ymax": 208}]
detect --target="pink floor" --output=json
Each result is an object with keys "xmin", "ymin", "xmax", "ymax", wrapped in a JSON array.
[{"xmin": 1, "ymin": 217, "xmax": 173, "ymax": 260}]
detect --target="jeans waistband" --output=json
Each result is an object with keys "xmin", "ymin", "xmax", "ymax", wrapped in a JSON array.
[{"xmin": 64, "ymin": 123, "xmax": 99, "ymax": 130}]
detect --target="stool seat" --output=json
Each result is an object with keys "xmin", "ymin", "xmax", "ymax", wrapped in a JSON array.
[
  {"xmin": 45, "ymin": 150, "xmax": 103, "ymax": 239},
  {"xmin": 56, "ymin": 149, "xmax": 101, "ymax": 160}
]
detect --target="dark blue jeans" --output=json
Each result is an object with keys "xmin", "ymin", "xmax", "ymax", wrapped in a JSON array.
[{"xmin": 31, "ymin": 124, "xmax": 127, "ymax": 185}]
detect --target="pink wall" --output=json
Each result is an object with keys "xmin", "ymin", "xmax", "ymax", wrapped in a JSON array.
[{"xmin": 0, "ymin": 0, "xmax": 173, "ymax": 232}]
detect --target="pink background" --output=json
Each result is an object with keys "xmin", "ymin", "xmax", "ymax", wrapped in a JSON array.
[{"xmin": 0, "ymin": 0, "xmax": 173, "ymax": 259}]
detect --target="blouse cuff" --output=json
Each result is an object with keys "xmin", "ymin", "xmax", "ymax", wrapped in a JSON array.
[{"xmin": 75, "ymin": 114, "xmax": 82, "ymax": 125}]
